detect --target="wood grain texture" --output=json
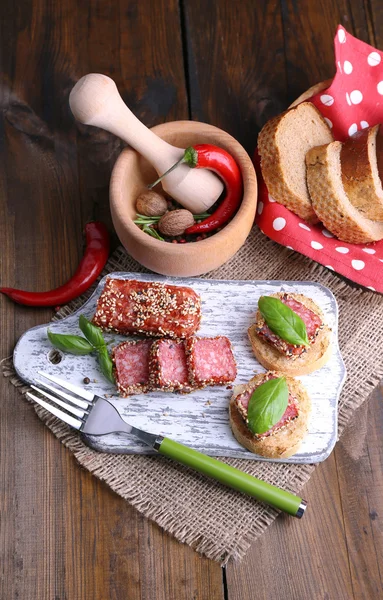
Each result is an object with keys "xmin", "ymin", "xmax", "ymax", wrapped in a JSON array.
[
  {"xmin": 183, "ymin": 0, "xmax": 288, "ymax": 150},
  {"xmin": 1, "ymin": 0, "xmax": 383, "ymax": 598},
  {"xmin": 0, "ymin": 0, "xmax": 223, "ymax": 598}
]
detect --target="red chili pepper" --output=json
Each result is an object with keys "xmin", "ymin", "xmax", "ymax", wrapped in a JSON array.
[
  {"xmin": 148, "ymin": 144, "xmax": 243, "ymax": 234},
  {"xmin": 0, "ymin": 222, "xmax": 110, "ymax": 307}
]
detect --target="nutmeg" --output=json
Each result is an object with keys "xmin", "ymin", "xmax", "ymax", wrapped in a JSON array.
[
  {"xmin": 158, "ymin": 210, "xmax": 195, "ymax": 237},
  {"xmin": 136, "ymin": 190, "xmax": 168, "ymax": 217}
]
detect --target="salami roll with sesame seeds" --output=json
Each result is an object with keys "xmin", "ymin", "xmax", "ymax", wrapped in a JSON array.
[
  {"xmin": 149, "ymin": 339, "xmax": 195, "ymax": 393},
  {"xmin": 93, "ymin": 278, "xmax": 201, "ymax": 338},
  {"xmin": 112, "ymin": 339, "xmax": 153, "ymax": 396},
  {"xmin": 230, "ymin": 371, "xmax": 311, "ymax": 459},
  {"xmin": 185, "ymin": 336, "xmax": 237, "ymax": 388}
]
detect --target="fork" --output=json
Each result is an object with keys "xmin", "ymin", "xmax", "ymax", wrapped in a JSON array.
[{"xmin": 27, "ymin": 371, "xmax": 307, "ymax": 518}]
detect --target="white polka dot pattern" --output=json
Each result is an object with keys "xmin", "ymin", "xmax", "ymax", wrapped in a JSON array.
[
  {"xmin": 338, "ymin": 29, "xmax": 346, "ymax": 43},
  {"xmin": 349, "ymin": 90, "xmax": 363, "ymax": 104},
  {"xmin": 311, "ymin": 241, "xmax": 323, "ymax": 250},
  {"xmin": 272, "ymin": 217, "xmax": 286, "ymax": 231},
  {"xmin": 320, "ymin": 94, "xmax": 334, "ymax": 106},
  {"xmin": 351, "ymin": 260, "xmax": 365, "ymax": 271},
  {"xmin": 344, "ymin": 60, "xmax": 353, "ymax": 74},
  {"xmin": 368, "ymin": 52, "xmax": 381, "ymax": 66},
  {"xmin": 254, "ymin": 25, "xmax": 383, "ymax": 293}
]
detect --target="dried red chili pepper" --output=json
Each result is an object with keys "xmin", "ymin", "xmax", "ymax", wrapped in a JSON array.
[
  {"xmin": 0, "ymin": 222, "xmax": 109, "ymax": 306},
  {"xmin": 148, "ymin": 144, "xmax": 243, "ymax": 234}
]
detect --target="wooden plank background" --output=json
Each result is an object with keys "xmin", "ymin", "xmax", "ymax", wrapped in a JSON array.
[{"xmin": 0, "ymin": 0, "xmax": 382, "ymax": 598}]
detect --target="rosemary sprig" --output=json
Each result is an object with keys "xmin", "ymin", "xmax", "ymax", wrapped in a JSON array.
[
  {"xmin": 134, "ymin": 211, "xmax": 211, "ymax": 242},
  {"xmin": 142, "ymin": 225, "xmax": 165, "ymax": 241},
  {"xmin": 134, "ymin": 212, "xmax": 210, "ymax": 226}
]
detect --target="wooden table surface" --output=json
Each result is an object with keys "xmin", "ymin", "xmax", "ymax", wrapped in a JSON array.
[{"xmin": 1, "ymin": 1, "xmax": 382, "ymax": 598}]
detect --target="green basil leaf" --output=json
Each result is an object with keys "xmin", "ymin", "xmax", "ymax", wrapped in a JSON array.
[
  {"xmin": 258, "ymin": 296, "xmax": 310, "ymax": 346},
  {"xmin": 47, "ymin": 329, "xmax": 94, "ymax": 355},
  {"xmin": 247, "ymin": 377, "xmax": 289, "ymax": 435},
  {"xmin": 79, "ymin": 315, "xmax": 106, "ymax": 350},
  {"xmin": 97, "ymin": 347, "xmax": 115, "ymax": 384}
]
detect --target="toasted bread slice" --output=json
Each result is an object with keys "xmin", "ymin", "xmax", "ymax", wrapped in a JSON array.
[
  {"xmin": 229, "ymin": 372, "xmax": 311, "ymax": 459},
  {"xmin": 341, "ymin": 125, "xmax": 383, "ymax": 221},
  {"xmin": 248, "ymin": 293, "xmax": 332, "ymax": 376},
  {"xmin": 258, "ymin": 102, "xmax": 334, "ymax": 223},
  {"xmin": 306, "ymin": 141, "xmax": 383, "ymax": 243}
]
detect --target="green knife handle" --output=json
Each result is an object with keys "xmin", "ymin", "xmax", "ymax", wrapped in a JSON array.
[{"xmin": 158, "ymin": 437, "xmax": 306, "ymax": 517}]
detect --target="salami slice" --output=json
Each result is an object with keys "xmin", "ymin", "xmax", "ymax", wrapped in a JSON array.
[
  {"xmin": 255, "ymin": 293, "xmax": 323, "ymax": 358},
  {"xmin": 149, "ymin": 339, "xmax": 193, "ymax": 393},
  {"xmin": 236, "ymin": 374, "xmax": 299, "ymax": 439},
  {"xmin": 112, "ymin": 339, "xmax": 153, "ymax": 396},
  {"xmin": 93, "ymin": 278, "xmax": 201, "ymax": 339},
  {"xmin": 186, "ymin": 336, "xmax": 237, "ymax": 387}
]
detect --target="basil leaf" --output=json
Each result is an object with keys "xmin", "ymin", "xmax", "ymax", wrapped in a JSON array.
[
  {"xmin": 247, "ymin": 377, "xmax": 289, "ymax": 435},
  {"xmin": 79, "ymin": 315, "xmax": 106, "ymax": 350},
  {"xmin": 97, "ymin": 347, "xmax": 115, "ymax": 384},
  {"xmin": 47, "ymin": 329, "xmax": 94, "ymax": 355},
  {"xmin": 258, "ymin": 296, "xmax": 309, "ymax": 346}
]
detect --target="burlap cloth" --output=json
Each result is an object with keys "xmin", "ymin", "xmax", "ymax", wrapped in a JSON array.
[{"xmin": 3, "ymin": 227, "xmax": 383, "ymax": 564}]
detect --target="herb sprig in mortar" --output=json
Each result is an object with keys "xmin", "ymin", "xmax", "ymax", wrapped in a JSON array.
[
  {"xmin": 134, "ymin": 212, "xmax": 211, "ymax": 241},
  {"xmin": 47, "ymin": 315, "xmax": 115, "ymax": 384}
]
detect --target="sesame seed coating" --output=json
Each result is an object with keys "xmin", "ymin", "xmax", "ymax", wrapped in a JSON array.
[{"xmin": 93, "ymin": 278, "xmax": 201, "ymax": 339}]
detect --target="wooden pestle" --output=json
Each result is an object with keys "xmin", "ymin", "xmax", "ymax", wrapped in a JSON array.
[{"xmin": 69, "ymin": 74, "xmax": 224, "ymax": 213}]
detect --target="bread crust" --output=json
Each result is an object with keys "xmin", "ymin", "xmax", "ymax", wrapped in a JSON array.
[
  {"xmin": 306, "ymin": 142, "xmax": 383, "ymax": 243},
  {"xmin": 341, "ymin": 125, "xmax": 383, "ymax": 221},
  {"xmin": 258, "ymin": 102, "xmax": 333, "ymax": 223},
  {"xmin": 229, "ymin": 372, "xmax": 311, "ymax": 459},
  {"xmin": 248, "ymin": 293, "xmax": 331, "ymax": 376}
]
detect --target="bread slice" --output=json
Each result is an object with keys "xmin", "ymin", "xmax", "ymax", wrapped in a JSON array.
[
  {"xmin": 248, "ymin": 293, "xmax": 332, "ymax": 376},
  {"xmin": 341, "ymin": 125, "xmax": 383, "ymax": 221},
  {"xmin": 306, "ymin": 142, "xmax": 383, "ymax": 243},
  {"xmin": 229, "ymin": 372, "xmax": 311, "ymax": 459},
  {"xmin": 258, "ymin": 102, "xmax": 334, "ymax": 223}
]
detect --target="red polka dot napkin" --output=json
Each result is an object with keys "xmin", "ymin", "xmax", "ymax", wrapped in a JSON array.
[{"xmin": 256, "ymin": 25, "xmax": 383, "ymax": 293}]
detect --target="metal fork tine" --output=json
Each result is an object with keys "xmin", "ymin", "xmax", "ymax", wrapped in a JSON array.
[
  {"xmin": 26, "ymin": 392, "xmax": 83, "ymax": 429},
  {"xmin": 34, "ymin": 379, "xmax": 90, "ymax": 409},
  {"xmin": 37, "ymin": 371, "xmax": 95, "ymax": 402},
  {"xmin": 30, "ymin": 385, "xmax": 87, "ymax": 419}
]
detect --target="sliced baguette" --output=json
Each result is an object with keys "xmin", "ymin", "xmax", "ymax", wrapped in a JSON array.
[
  {"xmin": 229, "ymin": 372, "xmax": 311, "ymax": 459},
  {"xmin": 306, "ymin": 141, "xmax": 383, "ymax": 243},
  {"xmin": 258, "ymin": 102, "xmax": 334, "ymax": 223},
  {"xmin": 248, "ymin": 293, "xmax": 332, "ymax": 376},
  {"xmin": 341, "ymin": 125, "xmax": 383, "ymax": 221}
]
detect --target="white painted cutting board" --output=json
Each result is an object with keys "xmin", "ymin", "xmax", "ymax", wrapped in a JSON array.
[{"xmin": 14, "ymin": 273, "xmax": 346, "ymax": 463}]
